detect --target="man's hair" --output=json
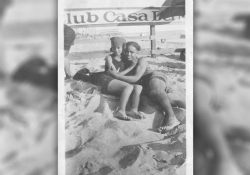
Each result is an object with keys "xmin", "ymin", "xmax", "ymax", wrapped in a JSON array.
[
  {"xmin": 126, "ymin": 41, "xmax": 141, "ymax": 51},
  {"xmin": 64, "ymin": 24, "xmax": 76, "ymax": 51}
]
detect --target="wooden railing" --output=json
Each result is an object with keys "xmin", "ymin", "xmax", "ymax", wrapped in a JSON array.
[{"xmin": 74, "ymin": 34, "xmax": 185, "ymax": 56}]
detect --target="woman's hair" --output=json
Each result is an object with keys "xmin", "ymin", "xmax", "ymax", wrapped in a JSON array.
[
  {"xmin": 126, "ymin": 42, "xmax": 141, "ymax": 51},
  {"xmin": 110, "ymin": 43, "xmax": 126, "ymax": 52}
]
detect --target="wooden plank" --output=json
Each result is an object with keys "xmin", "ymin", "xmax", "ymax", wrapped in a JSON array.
[
  {"xmin": 70, "ymin": 21, "xmax": 171, "ymax": 28},
  {"xmin": 151, "ymin": 48, "xmax": 184, "ymax": 54},
  {"xmin": 68, "ymin": 48, "xmax": 185, "ymax": 60},
  {"xmin": 123, "ymin": 36, "xmax": 150, "ymax": 40},
  {"xmin": 166, "ymin": 41, "xmax": 185, "ymax": 44},
  {"xmin": 126, "ymin": 35, "xmax": 185, "ymax": 40},
  {"xmin": 74, "ymin": 38, "xmax": 185, "ymax": 44},
  {"xmin": 139, "ymin": 50, "xmax": 151, "ymax": 55},
  {"xmin": 74, "ymin": 35, "xmax": 184, "ymax": 41},
  {"xmin": 154, "ymin": 35, "xmax": 185, "ymax": 40}
]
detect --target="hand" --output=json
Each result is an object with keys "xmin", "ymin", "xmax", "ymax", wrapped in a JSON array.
[
  {"xmin": 130, "ymin": 59, "xmax": 138, "ymax": 69},
  {"xmin": 107, "ymin": 69, "xmax": 117, "ymax": 78},
  {"xmin": 65, "ymin": 73, "xmax": 72, "ymax": 80}
]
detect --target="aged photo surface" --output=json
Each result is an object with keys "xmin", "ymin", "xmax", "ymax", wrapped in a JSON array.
[
  {"xmin": 59, "ymin": 0, "xmax": 192, "ymax": 175},
  {"xmin": 194, "ymin": 0, "xmax": 250, "ymax": 175},
  {"xmin": 0, "ymin": 0, "xmax": 57, "ymax": 175}
]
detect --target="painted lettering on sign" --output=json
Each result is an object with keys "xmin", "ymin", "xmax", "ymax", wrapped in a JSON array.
[{"xmin": 64, "ymin": 8, "xmax": 173, "ymax": 27}]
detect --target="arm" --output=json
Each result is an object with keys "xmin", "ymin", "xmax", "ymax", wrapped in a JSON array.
[
  {"xmin": 110, "ymin": 58, "xmax": 148, "ymax": 83},
  {"xmin": 105, "ymin": 56, "xmax": 117, "ymax": 71},
  {"xmin": 116, "ymin": 59, "xmax": 138, "ymax": 76},
  {"xmin": 64, "ymin": 56, "xmax": 71, "ymax": 78}
]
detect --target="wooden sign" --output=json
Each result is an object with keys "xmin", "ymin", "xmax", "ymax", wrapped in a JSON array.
[{"xmin": 64, "ymin": 7, "xmax": 173, "ymax": 28}]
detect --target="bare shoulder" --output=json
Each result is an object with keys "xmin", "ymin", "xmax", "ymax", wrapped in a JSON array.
[
  {"xmin": 138, "ymin": 57, "xmax": 148, "ymax": 65},
  {"xmin": 105, "ymin": 55, "xmax": 112, "ymax": 61}
]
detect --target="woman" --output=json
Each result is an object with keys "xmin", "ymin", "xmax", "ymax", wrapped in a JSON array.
[
  {"xmin": 76, "ymin": 37, "xmax": 144, "ymax": 120},
  {"xmin": 107, "ymin": 41, "xmax": 185, "ymax": 133}
]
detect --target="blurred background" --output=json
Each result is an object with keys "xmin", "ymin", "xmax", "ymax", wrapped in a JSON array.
[
  {"xmin": 0, "ymin": 0, "xmax": 57, "ymax": 175},
  {"xmin": 194, "ymin": 0, "xmax": 250, "ymax": 175},
  {"xmin": 1, "ymin": 0, "xmax": 250, "ymax": 175}
]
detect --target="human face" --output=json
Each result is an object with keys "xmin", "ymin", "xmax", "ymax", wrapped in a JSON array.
[
  {"xmin": 111, "ymin": 46, "xmax": 123, "ymax": 56},
  {"xmin": 125, "ymin": 45, "xmax": 138, "ymax": 61}
]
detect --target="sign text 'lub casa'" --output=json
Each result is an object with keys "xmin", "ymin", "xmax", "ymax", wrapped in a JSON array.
[{"xmin": 64, "ymin": 7, "xmax": 173, "ymax": 27}]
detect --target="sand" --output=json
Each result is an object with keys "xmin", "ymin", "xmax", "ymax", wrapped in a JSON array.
[{"xmin": 65, "ymin": 36, "xmax": 186, "ymax": 175}]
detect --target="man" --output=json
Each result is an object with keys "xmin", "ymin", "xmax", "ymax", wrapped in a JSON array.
[{"xmin": 64, "ymin": 24, "xmax": 75, "ymax": 78}]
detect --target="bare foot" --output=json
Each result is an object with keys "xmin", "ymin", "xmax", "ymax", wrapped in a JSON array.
[
  {"xmin": 138, "ymin": 111, "xmax": 146, "ymax": 119},
  {"xmin": 114, "ymin": 110, "xmax": 131, "ymax": 121},
  {"xmin": 158, "ymin": 116, "xmax": 180, "ymax": 134},
  {"xmin": 162, "ymin": 124, "xmax": 186, "ymax": 136},
  {"xmin": 126, "ymin": 110, "xmax": 145, "ymax": 119}
]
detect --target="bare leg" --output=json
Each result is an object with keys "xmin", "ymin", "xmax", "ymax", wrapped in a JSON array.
[
  {"xmin": 148, "ymin": 78, "xmax": 180, "ymax": 133},
  {"xmin": 169, "ymin": 97, "xmax": 186, "ymax": 109},
  {"xmin": 126, "ymin": 85, "xmax": 144, "ymax": 119},
  {"xmin": 64, "ymin": 57, "xmax": 71, "ymax": 78},
  {"xmin": 108, "ymin": 79, "xmax": 133, "ymax": 120}
]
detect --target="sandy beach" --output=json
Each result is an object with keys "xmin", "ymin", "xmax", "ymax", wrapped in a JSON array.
[{"xmin": 65, "ymin": 32, "xmax": 186, "ymax": 175}]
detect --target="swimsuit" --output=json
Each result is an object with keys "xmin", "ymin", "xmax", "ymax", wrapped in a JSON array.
[
  {"xmin": 91, "ymin": 54, "xmax": 124, "ymax": 94},
  {"xmin": 124, "ymin": 58, "xmax": 168, "ymax": 93}
]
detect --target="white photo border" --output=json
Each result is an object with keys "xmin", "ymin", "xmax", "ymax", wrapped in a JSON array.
[{"xmin": 58, "ymin": 0, "xmax": 193, "ymax": 174}]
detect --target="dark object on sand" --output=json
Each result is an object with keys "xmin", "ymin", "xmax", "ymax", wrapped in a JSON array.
[
  {"xmin": 180, "ymin": 49, "xmax": 185, "ymax": 61},
  {"xmin": 73, "ymin": 68, "xmax": 110, "ymax": 87},
  {"xmin": 73, "ymin": 68, "xmax": 91, "ymax": 82},
  {"xmin": 234, "ymin": 14, "xmax": 250, "ymax": 39},
  {"xmin": 12, "ymin": 56, "xmax": 57, "ymax": 91}
]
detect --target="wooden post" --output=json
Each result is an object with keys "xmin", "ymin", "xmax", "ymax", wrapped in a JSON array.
[{"xmin": 150, "ymin": 25, "xmax": 156, "ymax": 58}]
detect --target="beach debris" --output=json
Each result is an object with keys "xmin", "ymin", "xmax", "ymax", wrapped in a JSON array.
[
  {"xmin": 161, "ymin": 124, "xmax": 186, "ymax": 136},
  {"xmin": 119, "ymin": 146, "xmax": 141, "ymax": 169},
  {"xmin": 65, "ymin": 53, "xmax": 186, "ymax": 175}
]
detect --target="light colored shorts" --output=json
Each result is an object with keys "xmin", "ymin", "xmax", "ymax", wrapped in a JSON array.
[{"xmin": 137, "ymin": 71, "xmax": 168, "ymax": 93}]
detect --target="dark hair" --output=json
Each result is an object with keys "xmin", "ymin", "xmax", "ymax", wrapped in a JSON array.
[
  {"xmin": 126, "ymin": 42, "xmax": 141, "ymax": 51},
  {"xmin": 64, "ymin": 24, "xmax": 76, "ymax": 51},
  {"xmin": 110, "ymin": 43, "xmax": 126, "ymax": 53}
]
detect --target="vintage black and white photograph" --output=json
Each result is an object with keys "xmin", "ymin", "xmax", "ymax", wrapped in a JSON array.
[
  {"xmin": 194, "ymin": 0, "xmax": 250, "ymax": 175},
  {"xmin": 58, "ymin": 0, "xmax": 193, "ymax": 175}
]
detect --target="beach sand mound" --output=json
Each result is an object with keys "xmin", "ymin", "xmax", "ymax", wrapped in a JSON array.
[{"xmin": 65, "ymin": 55, "xmax": 186, "ymax": 175}]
